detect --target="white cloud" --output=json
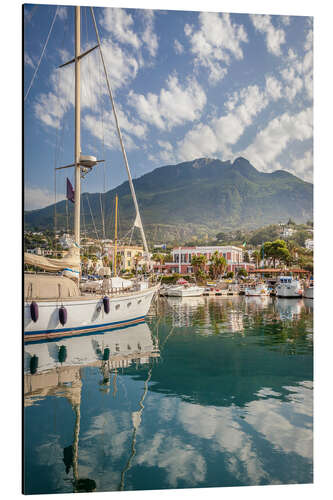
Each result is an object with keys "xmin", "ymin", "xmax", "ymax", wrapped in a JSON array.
[
  {"xmin": 240, "ymin": 107, "xmax": 313, "ymax": 172},
  {"xmin": 174, "ymin": 39, "xmax": 184, "ymax": 55},
  {"xmin": 281, "ymin": 16, "xmax": 291, "ymax": 26},
  {"xmin": 128, "ymin": 75, "xmax": 206, "ymax": 131},
  {"xmin": 289, "ymin": 150, "xmax": 313, "ymax": 182},
  {"xmin": 34, "ymin": 36, "xmax": 140, "ymax": 130},
  {"xmin": 57, "ymin": 6, "xmax": 67, "ymax": 20},
  {"xmin": 185, "ymin": 12, "xmax": 248, "ymax": 84},
  {"xmin": 25, "ymin": 186, "xmax": 64, "ymax": 210},
  {"xmin": 250, "ymin": 14, "xmax": 286, "ymax": 56},
  {"xmin": 280, "ymin": 27, "xmax": 313, "ymax": 102},
  {"xmin": 265, "ymin": 75, "xmax": 282, "ymax": 101},
  {"xmin": 177, "ymin": 84, "xmax": 268, "ymax": 161},
  {"xmin": 141, "ymin": 10, "xmax": 158, "ymax": 57},
  {"xmin": 24, "ymin": 52, "xmax": 34, "ymax": 68},
  {"xmin": 83, "ymin": 106, "xmax": 145, "ymax": 152},
  {"xmin": 100, "ymin": 8, "xmax": 141, "ymax": 49}
]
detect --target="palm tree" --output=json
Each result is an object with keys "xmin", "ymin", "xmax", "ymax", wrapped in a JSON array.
[
  {"xmin": 191, "ymin": 254, "xmax": 207, "ymax": 281},
  {"xmin": 209, "ymin": 251, "xmax": 227, "ymax": 279}
]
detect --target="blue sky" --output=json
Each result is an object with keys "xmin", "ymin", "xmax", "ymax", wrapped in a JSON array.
[{"xmin": 24, "ymin": 4, "xmax": 313, "ymax": 210}]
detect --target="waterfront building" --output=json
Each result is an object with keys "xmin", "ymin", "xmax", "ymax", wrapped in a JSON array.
[{"xmin": 154, "ymin": 245, "xmax": 255, "ymax": 274}]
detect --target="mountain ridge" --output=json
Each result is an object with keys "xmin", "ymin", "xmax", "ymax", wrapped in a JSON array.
[{"xmin": 24, "ymin": 157, "xmax": 313, "ymax": 243}]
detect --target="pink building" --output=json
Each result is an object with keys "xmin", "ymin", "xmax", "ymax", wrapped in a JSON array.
[{"xmin": 153, "ymin": 245, "xmax": 255, "ymax": 275}]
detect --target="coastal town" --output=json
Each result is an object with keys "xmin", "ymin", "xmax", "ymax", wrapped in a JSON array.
[{"xmin": 24, "ymin": 218, "xmax": 313, "ymax": 293}]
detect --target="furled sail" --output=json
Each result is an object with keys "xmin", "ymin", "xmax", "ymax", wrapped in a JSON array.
[{"xmin": 24, "ymin": 245, "xmax": 81, "ymax": 274}]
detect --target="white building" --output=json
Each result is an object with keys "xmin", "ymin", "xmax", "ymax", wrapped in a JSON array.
[
  {"xmin": 305, "ymin": 239, "xmax": 314, "ymax": 251},
  {"xmin": 281, "ymin": 227, "xmax": 295, "ymax": 238}
]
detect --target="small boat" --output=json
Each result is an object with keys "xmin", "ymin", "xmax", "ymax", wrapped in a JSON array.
[
  {"xmin": 245, "ymin": 283, "xmax": 270, "ymax": 296},
  {"xmin": 166, "ymin": 282, "xmax": 204, "ymax": 297},
  {"xmin": 276, "ymin": 276, "xmax": 303, "ymax": 298}
]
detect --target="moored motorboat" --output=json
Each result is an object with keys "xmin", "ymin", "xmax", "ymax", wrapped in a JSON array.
[{"xmin": 275, "ymin": 276, "xmax": 303, "ymax": 298}]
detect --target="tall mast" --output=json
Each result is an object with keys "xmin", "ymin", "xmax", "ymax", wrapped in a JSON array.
[
  {"xmin": 74, "ymin": 6, "xmax": 81, "ymax": 247},
  {"xmin": 114, "ymin": 194, "xmax": 118, "ymax": 276}
]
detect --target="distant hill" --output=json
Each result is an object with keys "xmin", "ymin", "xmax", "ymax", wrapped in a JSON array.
[{"xmin": 24, "ymin": 157, "xmax": 313, "ymax": 243}]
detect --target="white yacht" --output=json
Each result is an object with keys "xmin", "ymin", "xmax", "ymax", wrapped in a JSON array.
[
  {"xmin": 275, "ymin": 276, "xmax": 303, "ymax": 298},
  {"xmin": 24, "ymin": 7, "xmax": 159, "ymax": 343}
]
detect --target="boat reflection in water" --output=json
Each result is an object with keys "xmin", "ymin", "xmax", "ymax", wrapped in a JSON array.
[
  {"xmin": 275, "ymin": 298, "xmax": 304, "ymax": 321},
  {"xmin": 24, "ymin": 322, "xmax": 159, "ymax": 493}
]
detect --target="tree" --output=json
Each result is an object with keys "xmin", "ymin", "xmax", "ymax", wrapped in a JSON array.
[
  {"xmin": 251, "ymin": 250, "xmax": 260, "ymax": 268},
  {"xmin": 293, "ymin": 230, "xmax": 310, "ymax": 247},
  {"xmin": 215, "ymin": 232, "xmax": 226, "ymax": 242},
  {"xmin": 243, "ymin": 251, "xmax": 250, "ymax": 263},
  {"xmin": 287, "ymin": 218, "xmax": 296, "ymax": 226},
  {"xmin": 191, "ymin": 254, "xmax": 207, "ymax": 280},
  {"xmin": 209, "ymin": 251, "xmax": 227, "ymax": 280},
  {"xmin": 263, "ymin": 240, "xmax": 291, "ymax": 268},
  {"xmin": 286, "ymin": 240, "xmax": 298, "ymax": 265},
  {"xmin": 237, "ymin": 268, "xmax": 248, "ymax": 278},
  {"xmin": 226, "ymin": 271, "xmax": 234, "ymax": 279}
]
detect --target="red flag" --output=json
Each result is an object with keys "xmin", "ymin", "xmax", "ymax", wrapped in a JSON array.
[{"xmin": 66, "ymin": 178, "xmax": 75, "ymax": 203}]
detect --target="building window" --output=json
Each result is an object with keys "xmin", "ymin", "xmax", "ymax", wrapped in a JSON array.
[{"xmin": 127, "ymin": 251, "xmax": 131, "ymax": 257}]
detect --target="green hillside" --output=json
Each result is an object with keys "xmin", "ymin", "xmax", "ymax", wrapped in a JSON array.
[{"xmin": 24, "ymin": 157, "xmax": 313, "ymax": 243}]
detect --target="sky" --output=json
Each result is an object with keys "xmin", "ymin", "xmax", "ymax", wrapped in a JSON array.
[{"xmin": 23, "ymin": 3, "xmax": 313, "ymax": 210}]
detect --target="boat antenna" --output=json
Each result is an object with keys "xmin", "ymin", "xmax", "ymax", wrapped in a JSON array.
[{"xmin": 90, "ymin": 7, "xmax": 150, "ymax": 260}]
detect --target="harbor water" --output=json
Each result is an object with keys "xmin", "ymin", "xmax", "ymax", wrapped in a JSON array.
[{"xmin": 24, "ymin": 295, "xmax": 313, "ymax": 494}]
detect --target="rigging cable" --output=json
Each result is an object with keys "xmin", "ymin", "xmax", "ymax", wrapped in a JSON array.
[
  {"xmin": 86, "ymin": 194, "xmax": 100, "ymax": 241},
  {"xmin": 90, "ymin": 7, "xmax": 149, "ymax": 257},
  {"xmin": 24, "ymin": 6, "xmax": 59, "ymax": 101}
]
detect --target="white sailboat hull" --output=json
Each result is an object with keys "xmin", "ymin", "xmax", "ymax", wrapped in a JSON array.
[{"xmin": 24, "ymin": 285, "xmax": 159, "ymax": 342}]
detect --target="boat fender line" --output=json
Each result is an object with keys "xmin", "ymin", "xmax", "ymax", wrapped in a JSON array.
[
  {"xmin": 103, "ymin": 347, "xmax": 110, "ymax": 361},
  {"xmin": 58, "ymin": 345, "xmax": 67, "ymax": 363},
  {"xmin": 103, "ymin": 296, "xmax": 110, "ymax": 314},
  {"xmin": 30, "ymin": 301, "xmax": 39, "ymax": 322},
  {"xmin": 59, "ymin": 306, "xmax": 67, "ymax": 326},
  {"xmin": 30, "ymin": 355, "xmax": 38, "ymax": 374}
]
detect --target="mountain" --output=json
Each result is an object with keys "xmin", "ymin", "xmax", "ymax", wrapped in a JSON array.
[{"xmin": 24, "ymin": 157, "xmax": 313, "ymax": 243}]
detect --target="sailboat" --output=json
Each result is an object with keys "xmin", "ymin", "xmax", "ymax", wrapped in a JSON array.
[{"xmin": 24, "ymin": 6, "xmax": 159, "ymax": 343}]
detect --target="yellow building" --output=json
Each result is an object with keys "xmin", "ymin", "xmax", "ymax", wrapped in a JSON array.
[{"xmin": 108, "ymin": 244, "xmax": 144, "ymax": 271}]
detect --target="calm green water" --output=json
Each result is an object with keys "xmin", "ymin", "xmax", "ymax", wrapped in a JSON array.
[{"xmin": 24, "ymin": 296, "xmax": 313, "ymax": 494}]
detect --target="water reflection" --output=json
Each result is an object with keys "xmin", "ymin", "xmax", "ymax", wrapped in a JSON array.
[{"xmin": 24, "ymin": 297, "xmax": 313, "ymax": 493}]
